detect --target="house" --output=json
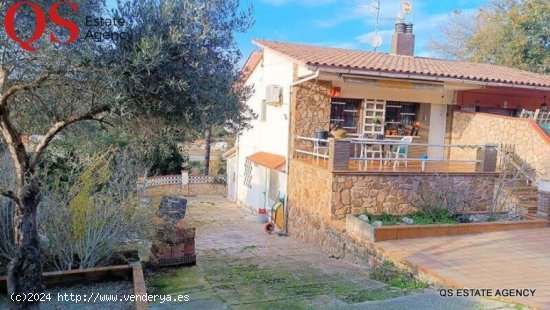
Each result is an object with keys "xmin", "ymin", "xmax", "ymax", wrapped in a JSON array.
[{"xmin": 230, "ymin": 22, "xmax": 550, "ymax": 239}]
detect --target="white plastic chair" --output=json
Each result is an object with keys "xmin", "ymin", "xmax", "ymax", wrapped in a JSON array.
[
  {"xmin": 387, "ymin": 136, "xmax": 413, "ymax": 169},
  {"xmin": 359, "ymin": 134, "xmax": 383, "ymax": 169}
]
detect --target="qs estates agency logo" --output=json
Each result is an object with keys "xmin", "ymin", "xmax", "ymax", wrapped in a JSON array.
[{"xmin": 3, "ymin": 1, "xmax": 129, "ymax": 52}]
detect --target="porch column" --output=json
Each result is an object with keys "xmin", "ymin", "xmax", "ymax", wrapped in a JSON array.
[
  {"xmin": 181, "ymin": 170, "xmax": 190, "ymax": 195},
  {"xmin": 537, "ymin": 181, "xmax": 550, "ymax": 220},
  {"xmin": 328, "ymin": 138, "xmax": 350, "ymax": 171},
  {"xmin": 427, "ymin": 103, "xmax": 447, "ymax": 159},
  {"xmin": 475, "ymin": 145, "xmax": 498, "ymax": 173}
]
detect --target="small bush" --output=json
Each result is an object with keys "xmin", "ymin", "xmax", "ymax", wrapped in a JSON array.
[
  {"xmin": 370, "ymin": 260, "xmax": 428, "ymax": 290},
  {"xmin": 362, "ymin": 209, "xmax": 457, "ymax": 226}
]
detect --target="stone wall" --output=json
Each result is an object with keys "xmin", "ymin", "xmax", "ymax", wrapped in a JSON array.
[
  {"xmin": 144, "ymin": 184, "xmax": 226, "ymax": 197},
  {"xmin": 291, "ymin": 79, "xmax": 332, "ymax": 151},
  {"xmin": 286, "ymin": 160, "xmax": 383, "ymax": 266},
  {"xmin": 331, "ymin": 173, "xmax": 496, "ymax": 219},
  {"xmin": 451, "ymin": 111, "xmax": 550, "ymax": 179},
  {"xmin": 287, "ymin": 160, "xmax": 391, "ymax": 267},
  {"xmin": 287, "ymin": 160, "xmax": 333, "ymax": 244}
]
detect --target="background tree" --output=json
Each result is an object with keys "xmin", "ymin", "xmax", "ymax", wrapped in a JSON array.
[
  {"xmin": 427, "ymin": 0, "xmax": 550, "ymax": 73},
  {"xmin": 114, "ymin": 0, "xmax": 255, "ymax": 176},
  {"xmin": 0, "ymin": 0, "xmax": 253, "ymax": 307}
]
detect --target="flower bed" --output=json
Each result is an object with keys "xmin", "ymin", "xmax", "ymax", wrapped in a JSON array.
[{"xmin": 346, "ymin": 214, "xmax": 549, "ymax": 242}]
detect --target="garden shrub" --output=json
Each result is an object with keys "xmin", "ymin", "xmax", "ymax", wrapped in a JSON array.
[
  {"xmin": 370, "ymin": 260, "xmax": 428, "ymax": 290},
  {"xmin": 39, "ymin": 150, "xmax": 155, "ymax": 270}
]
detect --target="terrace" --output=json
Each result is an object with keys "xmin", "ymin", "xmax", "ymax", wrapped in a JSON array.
[
  {"xmin": 287, "ymin": 136, "xmax": 526, "ymax": 223},
  {"xmin": 293, "ymin": 136, "xmax": 497, "ymax": 175}
]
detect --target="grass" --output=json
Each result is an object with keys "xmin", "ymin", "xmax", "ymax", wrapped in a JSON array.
[
  {"xmin": 148, "ymin": 260, "xmax": 424, "ymax": 308},
  {"xmin": 370, "ymin": 261, "xmax": 429, "ymax": 290},
  {"xmin": 360, "ymin": 208, "xmax": 458, "ymax": 226}
]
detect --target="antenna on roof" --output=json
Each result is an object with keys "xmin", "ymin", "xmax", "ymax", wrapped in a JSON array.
[{"xmin": 359, "ymin": 0, "xmax": 383, "ymax": 51}]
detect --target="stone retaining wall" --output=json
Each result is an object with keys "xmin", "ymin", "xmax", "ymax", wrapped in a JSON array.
[
  {"xmin": 451, "ymin": 111, "xmax": 550, "ymax": 179},
  {"xmin": 331, "ymin": 173, "xmax": 496, "ymax": 219}
]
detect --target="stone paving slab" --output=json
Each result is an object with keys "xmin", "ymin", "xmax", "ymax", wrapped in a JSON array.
[
  {"xmin": 377, "ymin": 228, "xmax": 550, "ymax": 309},
  {"xmin": 146, "ymin": 197, "xmax": 521, "ymax": 310}
]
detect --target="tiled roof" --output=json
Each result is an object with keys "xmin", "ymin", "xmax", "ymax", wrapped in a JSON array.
[
  {"xmin": 240, "ymin": 50, "xmax": 262, "ymax": 82},
  {"xmin": 247, "ymin": 152, "xmax": 286, "ymax": 172},
  {"xmin": 253, "ymin": 40, "xmax": 550, "ymax": 88}
]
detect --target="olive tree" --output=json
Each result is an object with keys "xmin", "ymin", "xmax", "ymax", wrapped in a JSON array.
[{"xmin": 0, "ymin": 0, "xmax": 254, "ymax": 307}]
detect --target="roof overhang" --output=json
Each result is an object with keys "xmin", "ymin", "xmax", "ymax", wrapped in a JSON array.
[
  {"xmin": 310, "ymin": 65, "xmax": 550, "ymax": 92},
  {"xmin": 247, "ymin": 152, "xmax": 286, "ymax": 172},
  {"xmin": 222, "ymin": 147, "xmax": 236, "ymax": 159}
]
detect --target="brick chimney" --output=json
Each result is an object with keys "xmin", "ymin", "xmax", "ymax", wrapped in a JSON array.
[{"xmin": 391, "ymin": 23, "xmax": 415, "ymax": 56}]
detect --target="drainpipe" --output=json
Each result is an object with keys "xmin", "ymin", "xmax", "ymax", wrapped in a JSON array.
[{"xmin": 282, "ymin": 69, "xmax": 320, "ymax": 234}]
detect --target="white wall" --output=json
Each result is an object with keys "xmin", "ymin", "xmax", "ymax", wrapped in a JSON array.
[
  {"xmin": 226, "ymin": 155, "xmax": 237, "ymax": 202},
  {"xmin": 428, "ymin": 104, "xmax": 447, "ymax": 159},
  {"xmin": 236, "ymin": 49, "xmax": 294, "ymax": 210}
]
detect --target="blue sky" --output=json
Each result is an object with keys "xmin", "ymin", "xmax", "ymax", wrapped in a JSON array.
[
  {"xmin": 106, "ymin": 0, "xmax": 488, "ymax": 63},
  {"xmin": 236, "ymin": 0, "xmax": 488, "ymax": 61}
]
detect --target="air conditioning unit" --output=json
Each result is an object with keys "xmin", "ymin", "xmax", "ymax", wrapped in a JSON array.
[{"xmin": 266, "ymin": 85, "xmax": 282, "ymax": 106}]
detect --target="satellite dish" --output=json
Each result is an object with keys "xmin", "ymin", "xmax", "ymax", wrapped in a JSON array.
[{"xmin": 371, "ymin": 33, "xmax": 383, "ymax": 49}]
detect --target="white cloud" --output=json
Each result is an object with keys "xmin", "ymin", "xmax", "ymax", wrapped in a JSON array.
[
  {"xmin": 314, "ymin": 0, "xmax": 406, "ymax": 28},
  {"xmin": 258, "ymin": 0, "xmax": 336, "ymax": 7}
]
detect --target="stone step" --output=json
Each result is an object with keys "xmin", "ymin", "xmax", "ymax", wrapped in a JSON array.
[
  {"xmin": 510, "ymin": 186, "xmax": 538, "ymax": 193},
  {"xmin": 518, "ymin": 203, "xmax": 538, "ymax": 214},
  {"xmin": 516, "ymin": 194, "xmax": 538, "ymax": 201},
  {"xmin": 523, "ymin": 214, "xmax": 539, "ymax": 220}
]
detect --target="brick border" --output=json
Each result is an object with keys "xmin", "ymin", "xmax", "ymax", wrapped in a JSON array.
[
  {"xmin": 1, "ymin": 264, "xmax": 148, "ymax": 309},
  {"xmin": 132, "ymin": 262, "xmax": 148, "ymax": 310},
  {"xmin": 346, "ymin": 215, "xmax": 549, "ymax": 242}
]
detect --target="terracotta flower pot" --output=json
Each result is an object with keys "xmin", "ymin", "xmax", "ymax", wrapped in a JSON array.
[{"xmin": 331, "ymin": 129, "xmax": 347, "ymax": 139}]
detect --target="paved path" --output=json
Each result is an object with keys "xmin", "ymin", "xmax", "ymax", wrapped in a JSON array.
[
  {"xmin": 377, "ymin": 228, "xmax": 550, "ymax": 309},
  {"xmin": 147, "ymin": 197, "xmax": 518, "ymax": 310}
]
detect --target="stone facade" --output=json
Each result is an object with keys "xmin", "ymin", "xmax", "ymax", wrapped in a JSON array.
[
  {"xmin": 331, "ymin": 173, "xmax": 496, "ymax": 219},
  {"xmin": 287, "ymin": 159, "xmax": 332, "ymax": 224},
  {"xmin": 291, "ymin": 79, "xmax": 332, "ymax": 151},
  {"xmin": 451, "ymin": 111, "xmax": 550, "ymax": 179},
  {"xmin": 287, "ymin": 160, "xmax": 497, "ymax": 264}
]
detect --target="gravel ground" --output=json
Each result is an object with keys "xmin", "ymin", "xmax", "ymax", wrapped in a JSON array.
[
  {"xmin": 468, "ymin": 213, "xmax": 523, "ymax": 222},
  {"xmin": 1, "ymin": 281, "xmax": 134, "ymax": 310}
]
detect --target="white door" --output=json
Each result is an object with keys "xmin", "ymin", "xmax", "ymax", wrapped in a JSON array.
[{"xmin": 258, "ymin": 166, "xmax": 268, "ymax": 210}]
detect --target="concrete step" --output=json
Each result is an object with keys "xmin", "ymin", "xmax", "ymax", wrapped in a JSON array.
[{"xmin": 518, "ymin": 203, "xmax": 538, "ymax": 214}]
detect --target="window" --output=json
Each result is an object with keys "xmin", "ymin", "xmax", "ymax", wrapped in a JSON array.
[
  {"xmin": 385, "ymin": 101, "xmax": 420, "ymax": 136},
  {"xmin": 330, "ymin": 98, "xmax": 362, "ymax": 135},
  {"xmin": 260, "ymin": 100, "xmax": 267, "ymax": 122},
  {"xmin": 244, "ymin": 160, "xmax": 253, "ymax": 188}
]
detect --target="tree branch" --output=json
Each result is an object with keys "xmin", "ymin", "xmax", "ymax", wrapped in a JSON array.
[
  {"xmin": 0, "ymin": 191, "xmax": 20, "ymax": 205},
  {"xmin": 0, "ymin": 74, "xmax": 51, "ymax": 107},
  {"xmin": 31, "ymin": 105, "xmax": 111, "ymax": 170}
]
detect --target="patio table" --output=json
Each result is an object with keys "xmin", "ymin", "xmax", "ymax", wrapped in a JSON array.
[{"xmin": 350, "ymin": 138, "xmax": 403, "ymax": 169}]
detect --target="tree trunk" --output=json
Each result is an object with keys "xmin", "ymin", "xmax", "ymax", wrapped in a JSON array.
[
  {"xmin": 204, "ymin": 127, "xmax": 212, "ymax": 175},
  {"xmin": 8, "ymin": 179, "xmax": 44, "ymax": 310}
]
